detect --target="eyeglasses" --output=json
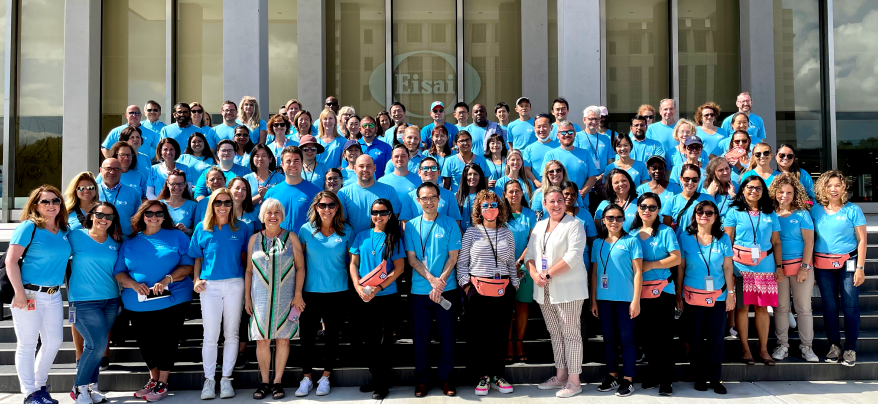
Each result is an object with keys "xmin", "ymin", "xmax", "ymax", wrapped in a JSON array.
[
  {"xmin": 212, "ymin": 200, "xmax": 233, "ymax": 207},
  {"xmin": 191, "ymin": 109, "xmax": 203, "ymax": 114},
  {"xmin": 371, "ymin": 209, "xmax": 392, "ymax": 217},
  {"xmin": 686, "ymin": 144, "xmax": 703, "ymax": 151},
  {"xmin": 696, "ymin": 210, "xmax": 716, "ymax": 217},
  {"xmin": 681, "ymin": 176, "xmax": 700, "ymax": 183},
  {"xmin": 557, "ymin": 130, "xmax": 576, "ymax": 137},
  {"xmin": 93, "ymin": 212, "xmax": 115, "ymax": 220},
  {"xmin": 638, "ymin": 204, "xmax": 659, "ymax": 212},
  {"xmin": 301, "ymin": 147, "xmax": 319, "ymax": 152},
  {"xmin": 117, "ymin": 153, "xmax": 133, "ymax": 159},
  {"xmin": 585, "ymin": 117, "xmax": 600, "ymax": 122},
  {"xmin": 127, "ymin": 111, "xmax": 142, "ymax": 116},
  {"xmin": 101, "ymin": 167, "xmax": 121, "ymax": 173},
  {"xmin": 745, "ymin": 185, "xmax": 763, "ymax": 192},
  {"xmin": 361, "ymin": 123, "xmax": 376, "ymax": 129},
  {"xmin": 604, "ymin": 216, "xmax": 625, "ymax": 223},
  {"xmin": 218, "ymin": 148, "xmax": 235, "ymax": 154},
  {"xmin": 146, "ymin": 109, "xmax": 160, "ymax": 113},
  {"xmin": 168, "ymin": 182, "xmax": 185, "ymax": 188},
  {"xmin": 325, "ymin": 101, "xmax": 339, "ymax": 106},
  {"xmin": 753, "ymin": 151, "xmax": 769, "ymax": 158},
  {"xmin": 432, "ymin": 108, "xmax": 444, "ymax": 113},
  {"xmin": 234, "ymin": 132, "xmax": 249, "ymax": 137},
  {"xmin": 76, "ymin": 186, "xmax": 95, "ymax": 192},
  {"xmin": 777, "ymin": 152, "xmax": 795, "ymax": 160},
  {"xmin": 317, "ymin": 202, "xmax": 337, "ymax": 210},
  {"xmin": 37, "ymin": 197, "xmax": 61, "ymax": 206},
  {"xmin": 702, "ymin": 113, "xmax": 715, "ymax": 118},
  {"xmin": 420, "ymin": 166, "xmax": 439, "ymax": 172},
  {"xmin": 547, "ymin": 169, "xmax": 563, "ymax": 175},
  {"xmin": 481, "ymin": 202, "xmax": 499, "ymax": 209},
  {"xmin": 457, "ymin": 138, "xmax": 472, "ymax": 143},
  {"xmin": 325, "ymin": 177, "xmax": 342, "ymax": 182},
  {"xmin": 143, "ymin": 211, "xmax": 165, "ymax": 218},
  {"xmin": 418, "ymin": 196, "xmax": 439, "ymax": 202}
]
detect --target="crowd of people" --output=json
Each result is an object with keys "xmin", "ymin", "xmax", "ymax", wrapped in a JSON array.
[{"xmin": 4, "ymin": 93, "xmax": 867, "ymax": 403}]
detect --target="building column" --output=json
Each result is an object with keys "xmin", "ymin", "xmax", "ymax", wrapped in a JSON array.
[
  {"xmin": 521, "ymin": 0, "xmax": 549, "ymax": 118},
  {"xmin": 224, "ymin": 0, "xmax": 269, "ymax": 110},
  {"xmin": 62, "ymin": 0, "xmax": 101, "ymax": 185},
  {"xmin": 740, "ymin": 0, "xmax": 777, "ymax": 149},
  {"xmin": 298, "ymin": 0, "xmax": 326, "ymax": 113},
  {"xmin": 557, "ymin": 0, "xmax": 600, "ymax": 123}
]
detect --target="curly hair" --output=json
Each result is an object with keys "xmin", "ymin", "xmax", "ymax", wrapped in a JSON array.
[
  {"xmin": 471, "ymin": 190, "xmax": 508, "ymax": 227},
  {"xmin": 769, "ymin": 172, "xmax": 811, "ymax": 211},
  {"xmin": 814, "ymin": 170, "xmax": 849, "ymax": 206},
  {"xmin": 694, "ymin": 102, "xmax": 722, "ymax": 126},
  {"xmin": 267, "ymin": 113, "xmax": 291, "ymax": 134}
]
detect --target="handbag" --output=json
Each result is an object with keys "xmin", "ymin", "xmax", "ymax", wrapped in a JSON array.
[
  {"xmin": 0, "ymin": 222, "xmax": 37, "ymax": 304},
  {"xmin": 358, "ymin": 260, "xmax": 388, "ymax": 287},
  {"xmin": 472, "ymin": 276, "xmax": 510, "ymax": 297},
  {"xmin": 641, "ymin": 274, "xmax": 673, "ymax": 299}
]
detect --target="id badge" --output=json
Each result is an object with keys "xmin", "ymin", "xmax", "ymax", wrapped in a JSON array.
[
  {"xmin": 494, "ymin": 272, "xmax": 501, "ymax": 280},
  {"xmin": 750, "ymin": 246, "xmax": 760, "ymax": 264},
  {"xmin": 705, "ymin": 276, "xmax": 714, "ymax": 292},
  {"xmin": 601, "ymin": 275, "xmax": 609, "ymax": 289},
  {"xmin": 846, "ymin": 259, "xmax": 856, "ymax": 273},
  {"xmin": 541, "ymin": 256, "xmax": 548, "ymax": 272},
  {"xmin": 25, "ymin": 293, "xmax": 36, "ymax": 311}
]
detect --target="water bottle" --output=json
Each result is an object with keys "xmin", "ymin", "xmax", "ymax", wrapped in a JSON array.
[
  {"xmin": 438, "ymin": 296, "xmax": 452, "ymax": 310},
  {"xmin": 362, "ymin": 286, "xmax": 373, "ymax": 299},
  {"xmin": 674, "ymin": 308, "xmax": 683, "ymax": 320}
]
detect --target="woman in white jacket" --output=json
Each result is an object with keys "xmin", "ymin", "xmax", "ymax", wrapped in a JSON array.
[{"xmin": 525, "ymin": 187, "xmax": 588, "ymax": 398}]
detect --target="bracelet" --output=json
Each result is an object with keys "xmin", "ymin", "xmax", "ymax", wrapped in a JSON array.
[
  {"xmin": 164, "ymin": 274, "xmax": 173, "ymax": 283},
  {"xmin": 377, "ymin": 284, "xmax": 384, "ymax": 292}
]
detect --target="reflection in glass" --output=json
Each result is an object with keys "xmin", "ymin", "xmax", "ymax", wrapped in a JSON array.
[
  {"xmin": 178, "ymin": 0, "xmax": 223, "ymax": 124},
  {"xmin": 834, "ymin": 0, "xmax": 878, "ymax": 201},
  {"xmin": 677, "ymin": 0, "xmax": 740, "ymax": 118},
  {"xmin": 0, "ymin": 0, "xmax": 6, "ymax": 195},
  {"xmin": 547, "ymin": 0, "xmax": 558, "ymax": 110},
  {"xmin": 392, "ymin": 0, "xmax": 456, "ymax": 128},
  {"xmin": 465, "ymin": 0, "xmax": 521, "ymax": 121},
  {"xmin": 773, "ymin": 0, "xmax": 823, "ymax": 184},
  {"xmin": 102, "ymin": 0, "xmax": 166, "ymax": 141},
  {"xmin": 269, "ymin": 0, "xmax": 298, "ymax": 115},
  {"xmin": 326, "ymin": 0, "xmax": 385, "ymax": 121},
  {"xmin": 606, "ymin": 0, "xmax": 669, "ymax": 134},
  {"xmin": 16, "ymin": 0, "xmax": 64, "ymax": 199}
]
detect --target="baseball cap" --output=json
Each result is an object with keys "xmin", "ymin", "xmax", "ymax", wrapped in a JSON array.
[
  {"xmin": 598, "ymin": 106, "xmax": 609, "ymax": 116},
  {"xmin": 683, "ymin": 136, "xmax": 703, "ymax": 147},
  {"xmin": 430, "ymin": 101, "xmax": 445, "ymax": 111},
  {"xmin": 646, "ymin": 155, "xmax": 666, "ymax": 167},
  {"xmin": 343, "ymin": 139, "xmax": 360, "ymax": 152},
  {"xmin": 515, "ymin": 97, "xmax": 531, "ymax": 106}
]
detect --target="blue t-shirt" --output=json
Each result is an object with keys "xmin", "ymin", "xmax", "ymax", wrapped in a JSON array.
[
  {"xmin": 337, "ymin": 182, "xmax": 403, "ymax": 235},
  {"xmin": 233, "ymin": 153, "xmax": 251, "ymax": 167},
  {"xmin": 341, "ymin": 168, "xmax": 358, "ymax": 187},
  {"xmin": 811, "ymin": 203, "xmax": 866, "ymax": 255},
  {"xmin": 793, "ymin": 168, "xmax": 816, "ymax": 200},
  {"xmin": 739, "ymin": 169, "xmax": 780, "ymax": 190},
  {"xmin": 243, "ymin": 171, "xmax": 285, "ymax": 209},
  {"xmin": 188, "ymin": 224, "xmax": 250, "ymax": 280},
  {"xmin": 594, "ymin": 199, "xmax": 639, "ymax": 233},
  {"xmin": 357, "ymin": 138, "xmax": 393, "ymax": 178},
  {"xmin": 424, "ymin": 151, "xmax": 455, "ymax": 172},
  {"xmin": 545, "ymin": 147, "xmax": 601, "ymax": 192},
  {"xmin": 298, "ymin": 222, "xmax": 355, "ymax": 293},
  {"xmin": 399, "ymin": 186, "xmax": 463, "ymax": 222},
  {"xmin": 319, "ymin": 136, "xmax": 347, "ymax": 169},
  {"xmin": 383, "ymin": 151, "xmax": 425, "ymax": 175},
  {"xmin": 11, "ymin": 221, "xmax": 71, "ymax": 287},
  {"xmin": 205, "ymin": 124, "xmax": 239, "ymax": 149},
  {"xmin": 568, "ymin": 208, "xmax": 596, "ymax": 265},
  {"xmin": 264, "ymin": 180, "xmax": 322, "ymax": 233},
  {"xmin": 696, "ymin": 126, "xmax": 728, "ymax": 157},
  {"xmin": 680, "ymin": 233, "xmax": 733, "ymax": 301},
  {"xmin": 604, "ymin": 160, "xmax": 650, "ymax": 185},
  {"xmin": 159, "ymin": 123, "xmax": 204, "ymax": 148},
  {"xmin": 778, "ymin": 210, "xmax": 814, "ymax": 260},
  {"xmin": 575, "ymin": 132, "xmax": 614, "ymax": 174},
  {"xmin": 459, "ymin": 193, "xmax": 479, "ymax": 231},
  {"xmin": 522, "ymin": 138, "xmax": 560, "ymax": 181},
  {"xmin": 441, "ymin": 154, "xmax": 489, "ymax": 193},
  {"xmin": 494, "ymin": 176, "xmax": 536, "ymax": 202},
  {"xmin": 404, "ymin": 215, "xmax": 462, "ymax": 295},
  {"xmin": 177, "ymin": 154, "xmax": 216, "ymax": 180},
  {"xmin": 507, "ymin": 208, "xmax": 538, "ymax": 260},
  {"xmin": 465, "ymin": 121, "xmax": 506, "ymax": 156},
  {"xmin": 266, "ymin": 138, "xmax": 299, "ymax": 163},
  {"xmin": 147, "ymin": 162, "xmax": 194, "ymax": 197},
  {"xmin": 67, "ymin": 229, "xmax": 120, "ymax": 302},
  {"xmin": 549, "ymin": 122, "xmax": 583, "ymax": 140},
  {"xmin": 193, "ymin": 198, "xmax": 210, "ymax": 225},
  {"xmin": 102, "ymin": 123, "xmax": 160, "ymax": 160},
  {"xmin": 420, "ymin": 122, "xmax": 458, "ymax": 149},
  {"xmin": 112, "ymin": 228, "xmax": 194, "ymax": 311},
  {"xmin": 724, "ymin": 209, "xmax": 781, "ymax": 274},
  {"xmin": 661, "ymin": 192, "xmax": 713, "ymax": 235},
  {"xmin": 350, "ymin": 229, "xmax": 405, "ymax": 296},
  {"xmin": 628, "ymin": 136, "xmax": 666, "ymax": 163},
  {"xmin": 645, "ymin": 122, "xmax": 676, "ymax": 158},
  {"xmin": 377, "ymin": 171, "xmax": 423, "ymax": 201},
  {"xmin": 161, "ymin": 199, "xmax": 198, "ymax": 231},
  {"xmin": 237, "ymin": 209, "xmax": 262, "ymax": 236},
  {"xmin": 302, "ymin": 161, "xmax": 329, "ymax": 188},
  {"xmin": 97, "ymin": 170, "xmax": 147, "ymax": 200},
  {"xmin": 99, "ymin": 182, "xmax": 143, "ymax": 236},
  {"xmin": 636, "ymin": 182, "xmax": 682, "ymax": 208},
  {"xmin": 508, "ymin": 118, "xmax": 536, "ymax": 150},
  {"xmin": 483, "ymin": 159, "xmax": 507, "ymax": 183},
  {"xmin": 591, "ymin": 235, "xmax": 643, "ymax": 302},
  {"xmin": 193, "ymin": 164, "xmax": 252, "ymax": 198},
  {"xmin": 629, "ymin": 225, "xmax": 679, "ymax": 295},
  {"xmin": 132, "ymin": 153, "xmax": 153, "ymax": 181},
  {"xmin": 721, "ymin": 112, "xmax": 765, "ymax": 141},
  {"xmin": 235, "ymin": 119, "xmax": 267, "ymax": 145}
]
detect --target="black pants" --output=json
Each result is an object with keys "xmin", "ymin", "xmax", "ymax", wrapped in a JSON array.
[
  {"xmin": 128, "ymin": 302, "xmax": 190, "ymax": 371},
  {"xmin": 685, "ymin": 302, "xmax": 727, "ymax": 382},
  {"xmin": 638, "ymin": 292, "xmax": 675, "ymax": 384},
  {"xmin": 299, "ymin": 291, "xmax": 347, "ymax": 375},
  {"xmin": 467, "ymin": 289, "xmax": 514, "ymax": 380},
  {"xmin": 358, "ymin": 293, "xmax": 399, "ymax": 388},
  {"xmin": 412, "ymin": 291, "xmax": 458, "ymax": 383}
]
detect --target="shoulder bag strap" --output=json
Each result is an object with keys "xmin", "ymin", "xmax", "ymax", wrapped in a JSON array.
[{"xmin": 675, "ymin": 192, "xmax": 701, "ymax": 225}]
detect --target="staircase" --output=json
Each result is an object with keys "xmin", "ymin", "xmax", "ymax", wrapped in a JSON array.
[{"xmin": 0, "ymin": 221, "xmax": 876, "ymax": 393}]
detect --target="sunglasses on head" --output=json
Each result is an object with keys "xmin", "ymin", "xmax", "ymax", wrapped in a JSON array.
[
  {"xmin": 317, "ymin": 202, "xmax": 337, "ymax": 210},
  {"xmin": 92, "ymin": 212, "xmax": 115, "ymax": 220},
  {"xmin": 37, "ymin": 197, "xmax": 61, "ymax": 206},
  {"xmin": 481, "ymin": 202, "xmax": 499, "ymax": 209},
  {"xmin": 604, "ymin": 215, "xmax": 624, "ymax": 223},
  {"xmin": 212, "ymin": 200, "xmax": 233, "ymax": 207},
  {"xmin": 371, "ymin": 209, "xmax": 392, "ymax": 217},
  {"xmin": 777, "ymin": 152, "xmax": 795, "ymax": 160},
  {"xmin": 76, "ymin": 186, "xmax": 95, "ymax": 192},
  {"xmin": 638, "ymin": 204, "xmax": 658, "ymax": 212},
  {"xmin": 696, "ymin": 210, "xmax": 716, "ymax": 217},
  {"xmin": 144, "ymin": 211, "xmax": 164, "ymax": 218}
]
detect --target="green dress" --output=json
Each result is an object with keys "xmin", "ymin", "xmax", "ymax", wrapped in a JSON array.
[{"xmin": 249, "ymin": 230, "xmax": 299, "ymax": 340}]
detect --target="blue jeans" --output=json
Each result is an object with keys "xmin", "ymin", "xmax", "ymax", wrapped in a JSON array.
[
  {"xmin": 815, "ymin": 269, "xmax": 860, "ymax": 351},
  {"xmin": 598, "ymin": 300, "xmax": 636, "ymax": 378},
  {"xmin": 71, "ymin": 298, "xmax": 120, "ymax": 386}
]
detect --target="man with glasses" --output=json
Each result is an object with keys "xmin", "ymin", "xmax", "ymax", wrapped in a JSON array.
[
  {"xmin": 160, "ymin": 102, "xmax": 205, "ymax": 148},
  {"xmin": 265, "ymin": 146, "xmax": 322, "ymax": 232},
  {"xmin": 544, "ymin": 120, "xmax": 600, "ymax": 209},
  {"xmin": 142, "ymin": 100, "xmax": 166, "ymax": 134},
  {"xmin": 523, "ymin": 114, "xmax": 560, "ymax": 183},
  {"xmin": 206, "ymin": 101, "xmax": 240, "ymax": 150},
  {"xmin": 508, "ymin": 97, "xmax": 536, "ymax": 150},
  {"xmin": 404, "ymin": 181, "xmax": 462, "ymax": 398},
  {"xmin": 549, "ymin": 98, "xmax": 582, "ymax": 140},
  {"xmin": 453, "ymin": 102, "xmax": 470, "ymax": 131},
  {"xmin": 324, "ymin": 96, "xmax": 340, "ymax": 115},
  {"xmin": 645, "ymin": 99, "xmax": 678, "ymax": 156},
  {"xmin": 420, "ymin": 101, "xmax": 458, "ymax": 150},
  {"xmin": 720, "ymin": 92, "xmax": 765, "ymax": 142},
  {"xmin": 98, "ymin": 158, "xmax": 142, "ymax": 236},
  {"xmin": 357, "ymin": 116, "xmax": 393, "ymax": 181},
  {"xmin": 466, "ymin": 104, "xmax": 506, "ymax": 156},
  {"xmin": 101, "ymin": 105, "xmax": 160, "ymax": 160},
  {"xmin": 577, "ymin": 106, "xmax": 614, "ymax": 174},
  {"xmin": 399, "ymin": 157, "xmax": 462, "ymax": 224},
  {"xmin": 382, "ymin": 102, "xmax": 408, "ymax": 145},
  {"xmin": 192, "ymin": 140, "xmax": 252, "ymax": 200},
  {"xmin": 628, "ymin": 116, "xmax": 665, "ymax": 164},
  {"xmin": 337, "ymin": 155, "xmax": 402, "ymax": 235}
]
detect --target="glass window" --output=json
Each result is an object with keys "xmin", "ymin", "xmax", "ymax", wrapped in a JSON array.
[
  {"xmin": 326, "ymin": 0, "xmax": 385, "ymax": 121},
  {"xmin": 773, "ymin": 0, "xmax": 824, "ymax": 184},
  {"xmin": 16, "ymin": 0, "xmax": 64, "ymax": 199},
  {"xmin": 547, "ymin": 0, "xmax": 558, "ymax": 109},
  {"xmin": 677, "ymin": 0, "xmax": 740, "ymax": 117},
  {"xmin": 101, "ymin": 0, "xmax": 167, "ymax": 140},
  {"xmin": 834, "ymin": 0, "xmax": 878, "ymax": 201},
  {"xmin": 269, "ymin": 0, "xmax": 297, "ymax": 115},
  {"xmin": 177, "ymin": 0, "xmax": 222, "ymax": 123},
  {"xmin": 392, "ymin": 0, "xmax": 456, "ymax": 128},
  {"xmin": 465, "ymin": 0, "xmax": 522, "ymax": 122},
  {"xmin": 0, "ymin": 0, "xmax": 6, "ymax": 194},
  {"xmin": 606, "ymin": 0, "xmax": 669, "ymax": 134}
]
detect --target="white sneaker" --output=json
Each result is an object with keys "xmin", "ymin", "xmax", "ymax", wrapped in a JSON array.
[
  {"xmin": 89, "ymin": 383, "xmax": 107, "ymax": 403},
  {"xmin": 801, "ymin": 346, "xmax": 819, "ymax": 362},
  {"xmin": 315, "ymin": 376, "xmax": 331, "ymax": 396},
  {"xmin": 295, "ymin": 377, "xmax": 313, "ymax": 397},
  {"xmin": 538, "ymin": 376, "xmax": 565, "ymax": 390},
  {"xmin": 771, "ymin": 346, "xmax": 788, "ymax": 361},
  {"xmin": 219, "ymin": 378, "xmax": 235, "ymax": 399},
  {"xmin": 788, "ymin": 312, "xmax": 797, "ymax": 328},
  {"xmin": 201, "ymin": 378, "xmax": 216, "ymax": 400},
  {"xmin": 556, "ymin": 381, "xmax": 582, "ymax": 398},
  {"xmin": 74, "ymin": 385, "xmax": 92, "ymax": 404}
]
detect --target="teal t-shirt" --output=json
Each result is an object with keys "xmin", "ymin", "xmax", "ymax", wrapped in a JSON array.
[
  {"xmin": 403, "ymin": 215, "xmax": 462, "ymax": 295},
  {"xmin": 113, "ymin": 228, "xmax": 194, "ymax": 312},
  {"xmin": 188, "ymin": 224, "xmax": 250, "ymax": 280},
  {"xmin": 811, "ymin": 202, "xmax": 866, "ymax": 255},
  {"xmin": 298, "ymin": 222, "xmax": 355, "ymax": 293},
  {"xmin": 680, "ymin": 233, "xmax": 733, "ymax": 301},
  {"xmin": 591, "ymin": 234, "xmax": 643, "ymax": 302},
  {"xmin": 629, "ymin": 225, "xmax": 679, "ymax": 295},
  {"xmin": 350, "ymin": 229, "xmax": 405, "ymax": 296},
  {"xmin": 724, "ymin": 209, "xmax": 781, "ymax": 274},
  {"xmin": 67, "ymin": 229, "xmax": 120, "ymax": 301},
  {"xmin": 11, "ymin": 220, "xmax": 71, "ymax": 287},
  {"xmin": 778, "ymin": 209, "xmax": 814, "ymax": 261}
]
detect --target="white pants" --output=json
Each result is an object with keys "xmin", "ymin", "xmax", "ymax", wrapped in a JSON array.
[
  {"xmin": 12, "ymin": 291, "xmax": 63, "ymax": 395},
  {"xmin": 200, "ymin": 278, "xmax": 244, "ymax": 378}
]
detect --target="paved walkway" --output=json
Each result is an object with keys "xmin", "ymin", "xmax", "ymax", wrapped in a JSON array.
[{"xmin": 1, "ymin": 381, "xmax": 876, "ymax": 403}]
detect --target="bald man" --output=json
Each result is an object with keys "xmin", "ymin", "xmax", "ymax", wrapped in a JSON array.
[{"xmin": 337, "ymin": 154, "xmax": 402, "ymax": 234}]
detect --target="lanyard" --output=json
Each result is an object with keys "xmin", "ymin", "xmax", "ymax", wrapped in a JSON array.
[
  {"xmin": 697, "ymin": 237, "xmax": 715, "ymax": 277},
  {"xmin": 260, "ymin": 171, "xmax": 278, "ymax": 187},
  {"xmin": 714, "ymin": 192, "xmax": 729, "ymax": 214},
  {"xmin": 489, "ymin": 159, "xmax": 503, "ymax": 180},
  {"xmin": 370, "ymin": 231, "xmax": 385, "ymax": 257},
  {"xmin": 584, "ymin": 133, "xmax": 599, "ymax": 157},
  {"xmin": 480, "ymin": 225, "xmax": 501, "ymax": 270},
  {"xmin": 599, "ymin": 237, "xmax": 620, "ymax": 275},
  {"xmin": 101, "ymin": 186, "xmax": 120, "ymax": 205},
  {"xmin": 302, "ymin": 162, "xmax": 316, "ymax": 182},
  {"xmin": 418, "ymin": 218, "xmax": 438, "ymax": 261},
  {"xmin": 746, "ymin": 210, "xmax": 761, "ymax": 244}
]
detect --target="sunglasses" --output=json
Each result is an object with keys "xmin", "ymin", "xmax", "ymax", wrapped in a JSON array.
[
  {"xmin": 144, "ymin": 211, "xmax": 165, "ymax": 218},
  {"xmin": 301, "ymin": 147, "xmax": 319, "ymax": 152},
  {"xmin": 191, "ymin": 109, "xmax": 203, "ymax": 114},
  {"xmin": 457, "ymin": 138, "xmax": 472, "ymax": 143},
  {"xmin": 547, "ymin": 169, "xmax": 564, "ymax": 175},
  {"xmin": 361, "ymin": 123, "xmax": 376, "ymax": 129},
  {"xmin": 212, "ymin": 200, "xmax": 233, "ymax": 207},
  {"xmin": 371, "ymin": 210, "xmax": 392, "ymax": 217},
  {"xmin": 92, "ymin": 212, "xmax": 115, "ymax": 220},
  {"xmin": 102, "ymin": 167, "xmax": 121, "ymax": 173},
  {"xmin": 753, "ymin": 151, "xmax": 769, "ymax": 158},
  {"xmin": 481, "ymin": 202, "xmax": 499, "ymax": 209},
  {"xmin": 638, "ymin": 204, "xmax": 658, "ymax": 212},
  {"xmin": 777, "ymin": 152, "xmax": 795, "ymax": 160},
  {"xmin": 325, "ymin": 101, "xmax": 339, "ymax": 106},
  {"xmin": 642, "ymin": 115, "xmax": 655, "ymax": 120},
  {"xmin": 733, "ymin": 139, "xmax": 749, "ymax": 144},
  {"xmin": 681, "ymin": 176, "xmax": 700, "ymax": 183},
  {"xmin": 37, "ymin": 197, "xmax": 62, "ymax": 206},
  {"xmin": 432, "ymin": 108, "xmax": 444, "ymax": 113},
  {"xmin": 420, "ymin": 166, "xmax": 439, "ymax": 172},
  {"xmin": 76, "ymin": 186, "xmax": 96, "ymax": 192},
  {"xmin": 686, "ymin": 144, "xmax": 703, "ymax": 151},
  {"xmin": 272, "ymin": 123, "xmax": 287, "ymax": 128},
  {"xmin": 696, "ymin": 210, "xmax": 716, "ymax": 217},
  {"xmin": 127, "ymin": 111, "xmax": 142, "ymax": 116},
  {"xmin": 702, "ymin": 113, "xmax": 715, "ymax": 118},
  {"xmin": 557, "ymin": 130, "xmax": 576, "ymax": 137},
  {"xmin": 146, "ymin": 109, "xmax": 160, "ymax": 113},
  {"xmin": 604, "ymin": 215, "xmax": 625, "ymax": 223},
  {"xmin": 317, "ymin": 202, "xmax": 338, "ymax": 210},
  {"xmin": 325, "ymin": 177, "xmax": 342, "ymax": 182}
]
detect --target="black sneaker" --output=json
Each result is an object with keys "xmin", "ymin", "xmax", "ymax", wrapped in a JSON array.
[
  {"xmin": 234, "ymin": 352, "xmax": 248, "ymax": 369},
  {"xmin": 694, "ymin": 381, "xmax": 708, "ymax": 391},
  {"xmin": 597, "ymin": 375, "xmax": 619, "ymax": 392},
  {"xmin": 99, "ymin": 357, "xmax": 110, "ymax": 371},
  {"xmin": 710, "ymin": 381, "xmax": 727, "ymax": 394},
  {"xmin": 641, "ymin": 380, "xmax": 659, "ymax": 390},
  {"xmin": 371, "ymin": 387, "xmax": 388, "ymax": 400},
  {"xmin": 615, "ymin": 379, "xmax": 634, "ymax": 397},
  {"xmin": 659, "ymin": 383, "xmax": 673, "ymax": 396},
  {"xmin": 359, "ymin": 382, "xmax": 376, "ymax": 393}
]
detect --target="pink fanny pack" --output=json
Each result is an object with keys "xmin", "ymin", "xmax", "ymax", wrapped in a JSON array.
[
  {"xmin": 640, "ymin": 274, "xmax": 673, "ymax": 299},
  {"xmin": 732, "ymin": 245, "xmax": 771, "ymax": 266},
  {"xmin": 359, "ymin": 261, "xmax": 388, "ymax": 287},
  {"xmin": 683, "ymin": 285, "xmax": 726, "ymax": 307},
  {"xmin": 813, "ymin": 252, "xmax": 852, "ymax": 270},
  {"xmin": 781, "ymin": 258, "xmax": 803, "ymax": 276},
  {"xmin": 473, "ymin": 276, "xmax": 510, "ymax": 297}
]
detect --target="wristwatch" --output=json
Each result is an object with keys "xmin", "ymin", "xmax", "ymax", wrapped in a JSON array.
[
  {"xmin": 800, "ymin": 263, "xmax": 813, "ymax": 271},
  {"xmin": 545, "ymin": 273, "xmax": 552, "ymax": 280},
  {"xmin": 164, "ymin": 274, "xmax": 173, "ymax": 283}
]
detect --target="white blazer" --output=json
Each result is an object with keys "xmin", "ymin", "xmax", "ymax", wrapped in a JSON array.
[{"xmin": 525, "ymin": 214, "xmax": 588, "ymax": 304}]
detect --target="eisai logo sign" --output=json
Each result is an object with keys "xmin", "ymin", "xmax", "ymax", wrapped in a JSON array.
[{"xmin": 369, "ymin": 50, "xmax": 481, "ymax": 119}]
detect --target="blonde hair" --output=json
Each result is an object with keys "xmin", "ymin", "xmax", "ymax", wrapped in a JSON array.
[
  {"xmin": 202, "ymin": 188, "xmax": 239, "ymax": 232},
  {"xmin": 672, "ymin": 118, "xmax": 697, "ymax": 142},
  {"xmin": 814, "ymin": 170, "xmax": 849, "ymax": 207},
  {"xmin": 747, "ymin": 142, "xmax": 772, "ymax": 171},
  {"xmin": 64, "ymin": 172, "xmax": 98, "ymax": 212},
  {"xmin": 503, "ymin": 150, "xmax": 534, "ymax": 196},
  {"xmin": 540, "ymin": 160, "xmax": 569, "ymax": 194},
  {"xmin": 317, "ymin": 109, "xmax": 340, "ymax": 139},
  {"xmin": 21, "ymin": 185, "xmax": 69, "ymax": 230},
  {"xmin": 258, "ymin": 198, "xmax": 286, "ymax": 224},
  {"xmin": 189, "ymin": 102, "xmax": 212, "ymax": 128},
  {"xmin": 237, "ymin": 96, "xmax": 261, "ymax": 131}
]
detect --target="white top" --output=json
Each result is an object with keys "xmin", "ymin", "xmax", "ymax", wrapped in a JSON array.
[{"xmin": 526, "ymin": 214, "xmax": 588, "ymax": 304}]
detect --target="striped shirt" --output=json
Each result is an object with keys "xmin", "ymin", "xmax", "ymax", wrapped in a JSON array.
[{"xmin": 457, "ymin": 225, "xmax": 519, "ymax": 288}]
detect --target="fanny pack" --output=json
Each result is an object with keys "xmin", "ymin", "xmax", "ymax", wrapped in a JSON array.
[
  {"xmin": 641, "ymin": 273, "xmax": 673, "ymax": 299},
  {"xmin": 732, "ymin": 245, "xmax": 771, "ymax": 266},
  {"xmin": 358, "ymin": 261, "xmax": 388, "ymax": 287},
  {"xmin": 813, "ymin": 252, "xmax": 855, "ymax": 270},
  {"xmin": 781, "ymin": 258, "xmax": 803, "ymax": 276},
  {"xmin": 683, "ymin": 284, "xmax": 726, "ymax": 307},
  {"xmin": 472, "ymin": 276, "xmax": 510, "ymax": 297}
]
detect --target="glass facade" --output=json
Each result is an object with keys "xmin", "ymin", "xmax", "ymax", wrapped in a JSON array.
[
  {"xmin": 465, "ymin": 0, "xmax": 522, "ymax": 121},
  {"xmin": 326, "ymin": 0, "xmax": 385, "ymax": 120},
  {"xmin": 268, "ymin": 0, "xmax": 298, "ymax": 114},
  {"xmin": 177, "ymin": 0, "xmax": 223, "ymax": 123},
  {"xmin": 547, "ymin": 0, "xmax": 558, "ymax": 110}
]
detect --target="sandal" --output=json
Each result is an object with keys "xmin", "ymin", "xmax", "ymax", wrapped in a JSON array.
[
  {"xmin": 741, "ymin": 355, "xmax": 755, "ymax": 365},
  {"xmin": 515, "ymin": 340, "xmax": 528, "ymax": 362},
  {"xmin": 761, "ymin": 356, "xmax": 776, "ymax": 366},
  {"xmin": 506, "ymin": 339, "xmax": 515, "ymax": 364},
  {"xmin": 252, "ymin": 383, "xmax": 270, "ymax": 400},
  {"xmin": 271, "ymin": 383, "xmax": 285, "ymax": 400}
]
